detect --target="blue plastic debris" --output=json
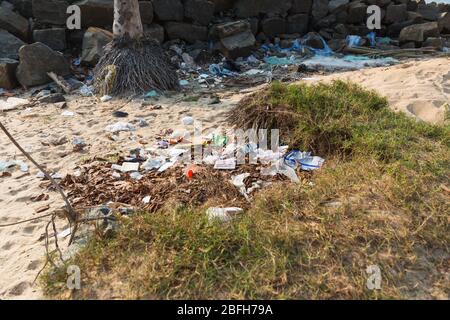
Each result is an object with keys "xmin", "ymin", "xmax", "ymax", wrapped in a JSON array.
[
  {"xmin": 346, "ymin": 35, "xmax": 363, "ymax": 48},
  {"xmin": 265, "ymin": 56, "xmax": 297, "ymax": 65},
  {"xmin": 284, "ymin": 150, "xmax": 325, "ymax": 171},
  {"xmin": 144, "ymin": 90, "xmax": 159, "ymax": 98},
  {"xmin": 366, "ymin": 32, "xmax": 376, "ymax": 47},
  {"xmin": 208, "ymin": 64, "xmax": 235, "ymax": 77}
]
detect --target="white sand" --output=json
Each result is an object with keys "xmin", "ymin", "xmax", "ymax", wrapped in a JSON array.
[
  {"xmin": 1, "ymin": 57, "xmax": 448, "ymax": 299},
  {"xmin": 303, "ymin": 57, "xmax": 450, "ymax": 124}
]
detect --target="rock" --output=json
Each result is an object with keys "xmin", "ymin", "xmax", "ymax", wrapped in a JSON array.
[
  {"xmin": 384, "ymin": 4, "xmax": 407, "ymax": 24},
  {"xmin": 81, "ymin": 27, "xmax": 113, "ymax": 66},
  {"xmin": 38, "ymin": 93, "xmax": 66, "ymax": 103},
  {"xmin": 0, "ymin": 6, "xmax": 29, "ymax": 40},
  {"xmin": 16, "ymin": 42, "xmax": 71, "ymax": 87},
  {"xmin": 33, "ymin": 28, "xmax": 66, "ymax": 51},
  {"xmin": 210, "ymin": 20, "xmax": 251, "ymax": 39},
  {"xmin": 32, "ymin": 0, "xmax": 69, "ymax": 25},
  {"xmin": 347, "ymin": 2, "xmax": 367, "ymax": 24},
  {"xmin": 261, "ymin": 17, "xmax": 286, "ymax": 38},
  {"xmin": 212, "ymin": 0, "xmax": 234, "ymax": 13},
  {"xmin": 144, "ymin": 23, "xmax": 164, "ymax": 43},
  {"xmin": 417, "ymin": 3, "xmax": 440, "ymax": 21},
  {"xmin": 165, "ymin": 22, "xmax": 208, "ymax": 43},
  {"xmin": 423, "ymin": 37, "xmax": 445, "ymax": 49},
  {"xmin": 0, "ymin": 58, "xmax": 19, "ymax": 89},
  {"xmin": 438, "ymin": 12, "xmax": 450, "ymax": 34},
  {"xmin": 438, "ymin": 4, "xmax": 450, "ymax": 13},
  {"xmin": 315, "ymin": 14, "xmax": 336, "ymax": 29},
  {"xmin": 0, "ymin": 29, "xmax": 25, "ymax": 60},
  {"xmin": 399, "ymin": 22, "xmax": 440, "ymax": 44},
  {"xmin": 291, "ymin": 0, "xmax": 313, "ymax": 14},
  {"xmin": 220, "ymin": 30, "xmax": 256, "ymax": 59},
  {"xmin": 234, "ymin": 0, "xmax": 292, "ymax": 18},
  {"xmin": 328, "ymin": 0, "xmax": 348, "ymax": 12},
  {"xmin": 139, "ymin": 1, "xmax": 153, "ymax": 25},
  {"xmin": 287, "ymin": 14, "xmax": 309, "ymax": 35},
  {"xmin": 9, "ymin": 0, "xmax": 33, "ymax": 18},
  {"xmin": 153, "ymin": 0, "xmax": 184, "ymax": 21},
  {"xmin": 387, "ymin": 19, "xmax": 415, "ymax": 38},
  {"xmin": 184, "ymin": 0, "xmax": 214, "ymax": 26},
  {"xmin": 75, "ymin": 0, "xmax": 114, "ymax": 28},
  {"xmin": 407, "ymin": 11, "xmax": 424, "ymax": 24},
  {"xmin": 312, "ymin": 0, "xmax": 329, "ymax": 20}
]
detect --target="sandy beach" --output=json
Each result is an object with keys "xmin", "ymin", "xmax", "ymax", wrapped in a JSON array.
[{"xmin": 0, "ymin": 57, "xmax": 449, "ymax": 299}]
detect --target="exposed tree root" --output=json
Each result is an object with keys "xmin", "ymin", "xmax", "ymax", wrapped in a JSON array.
[{"xmin": 93, "ymin": 36, "xmax": 179, "ymax": 96}]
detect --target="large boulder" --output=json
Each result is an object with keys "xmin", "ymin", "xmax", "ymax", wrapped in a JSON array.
[
  {"xmin": 291, "ymin": 0, "xmax": 313, "ymax": 14},
  {"xmin": 220, "ymin": 30, "xmax": 256, "ymax": 59},
  {"xmin": 261, "ymin": 17, "xmax": 286, "ymax": 38},
  {"xmin": 234, "ymin": 0, "xmax": 292, "ymax": 18},
  {"xmin": 165, "ymin": 22, "xmax": 208, "ymax": 43},
  {"xmin": 0, "ymin": 29, "xmax": 25, "ymax": 60},
  {"xmin": 184, "ymin": 0, "xmax": 214, "ymax": 26},
  {"xmin": 0, "ymin": 58, "xmax": 19, "ymax": 89},
  {"xmin": 32, "ymin": 0, "xmax": 69, "ymax": 25},
  {"xmin": 287, "ymin": 14, "xmax": 309, "ymax": 35},
  {"xmin": 312, "ymin": 0, "xmax": 329, "ymax": 20},
  {"xmin": 384, "ymin": 4, "xmax": 407, "ymax": 24},
  {"xmin": 16, "ymin": 42, "xmax": 71, "ymax": 87},
  {"xmin": 75, "ymin": 0, "xmax": 114, "ymax": 28},
  {"xmin": 9, "ymin": 0, "xmax": 33, "ymax": 18},
  {"xmin": 212, "ymin": 0, "xmax": 234, "ymax": 13},
  {"xmin": 399, "ymin": 22, "xmax": 440, "ymax": 44},
  {"xmin": 417, "ymin": 3, "xmax": 440, "ymax": 21},
  {"xmin": 0, "ymin": 6, "xmax": 29, "ymax": 40},
  {"xmin": 328, "ymin": 0, "xmax": 348, "ymax": 13},
  {"xmin": 33, "ymin": 28, "xmax": 66, "ymax": 51},
  {"xmin": 346, "ymin": 2, "xmax": 367, "ymax": 24},
  {"xmin": 210, "ymin": 20, "xmax": 252, "ymax": 39},
  {"xmin": 80, "ymin": 27, "xmax": 112, "ymax": 66},
  {"xmin": 438, "ymin": 12, "xmax": 450, "ymax": 34},
  {"xmin": 153, "ymin": 0, "xmax": 184, "ymax": 21},
  {"xmin": 139, "ymin": 1, "xmax": 154, "ymax": 25}
]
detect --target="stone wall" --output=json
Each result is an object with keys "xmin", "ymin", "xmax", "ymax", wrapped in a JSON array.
[{"xmin": 1, "ymin": 0, "xmax": 450, "ymax": 87}]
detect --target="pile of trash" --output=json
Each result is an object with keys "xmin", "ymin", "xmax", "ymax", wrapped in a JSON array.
[
  {"xmin": 171, "ymin": 32, "xmax": 400, "ymax": 90},
  {"xmin": 60, "ymin": 128, "xmax": 325, "ymax": 215}
]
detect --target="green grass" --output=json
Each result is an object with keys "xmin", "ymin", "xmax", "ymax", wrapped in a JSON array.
[{"xmin": 43, "ymin": 81, "xmax": 450, "ymax": 299}]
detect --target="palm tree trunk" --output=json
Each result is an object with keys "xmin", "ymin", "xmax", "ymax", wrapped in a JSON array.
[{"xmin": 113, "ymin": 0, "xmax": 143, "ymax": 40}]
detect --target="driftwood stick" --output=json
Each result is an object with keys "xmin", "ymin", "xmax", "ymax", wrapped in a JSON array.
[
  {"xmin": 0, "ymin": 121, "xmax": 77, "ymax": 223},
  {"xmin": 47, "ymin": 72, "xmax": 72, "ymax": 94}
]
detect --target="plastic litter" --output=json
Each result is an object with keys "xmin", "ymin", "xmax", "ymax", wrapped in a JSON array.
[
  {"xmin": 144, "ymin": 90, "xmax": 159, "ymax": 98},
  {"xmin": 206, "ymin": 207, "xmax": 243, "ymax": 223},
  {"xmin": 61, "ymin": 110, "xmax": 75, "ymax": 116},
  {"xmin": 0, "ymin": 159, "xmax": 28, "ymax": 172},
  {"xmin": 214, "ymin": 158, "xmax": 236, "ymax": 170},
  {"xmin": 179, "ymin": 79, "xmax": 189, "ymax": 86},
  {"xmin": 79, "ymin": 85, "xmax": 94, "ymax": 97},
  {"xmin": 182, "ymin": 116, "xmax": 194, "ymax": 125},
  {"xmin": 120, "ymin": 162, "xmax": 140, "ymax": 172},
  {"xmin": 346, "ymin": 35, "xmax": 363, "ymax": 48},
  {"xmin": 130, "ymin": 172, "xmax": 143, "ymax": 180},
  {"xmin": 265, "ymin": 56, "xmax": 296, "ymax": 65},
  {"xmin": 100, "ymin": 95, "xmax": 113, "ymax": 102},
  {"xmin": 284, "ymin": 150, "xmax": 325, "ymax": 171},
  {"xmin": 0, "ymin": 97, "xmax": 29, "ymax": 111},
  {"xmin": 105, "ymin": 122, "xmax": 136, "ymax": 133}
]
